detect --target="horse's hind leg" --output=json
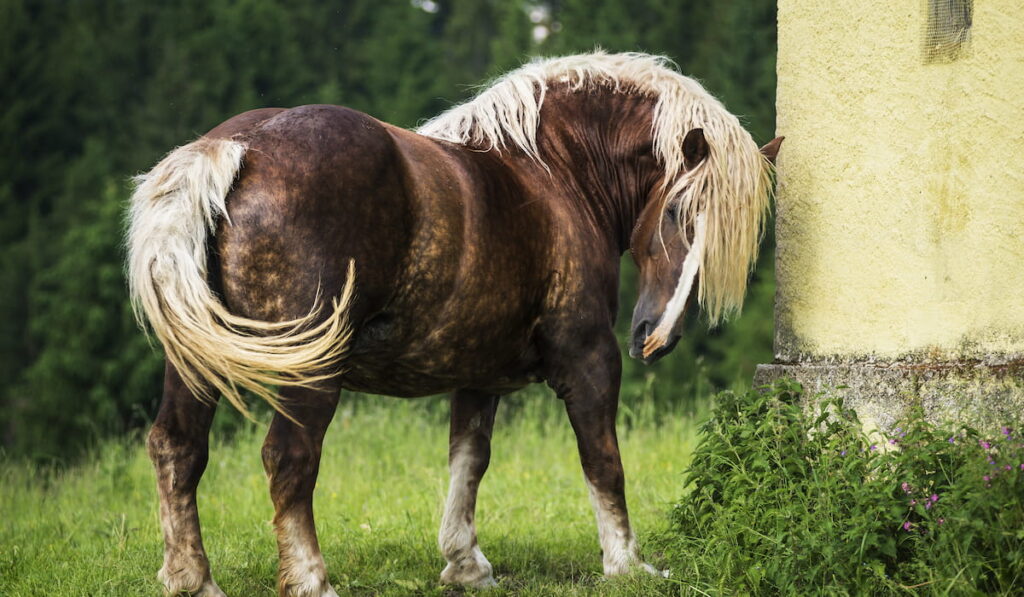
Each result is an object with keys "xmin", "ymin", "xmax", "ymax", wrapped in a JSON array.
[
  {"xmin": 438, "ymin": 390, "xmax": 500, "ymax": 588},
  {"xmin": 261, "ymin": 382, "xmax": 341, "ymax": 597},
  {"xmin": 148, "ymin": 360, "xmax": 225, "ymax": 596}
]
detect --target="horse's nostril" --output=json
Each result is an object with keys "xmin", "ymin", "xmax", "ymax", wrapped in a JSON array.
[{"xmin": 636, "ymin": 321, "xmax": 653, "ymax": 341}]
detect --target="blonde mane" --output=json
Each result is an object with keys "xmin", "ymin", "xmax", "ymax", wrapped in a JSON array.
[{"xmin": 417, "ymin": 51, "xmax": 772, "ymax": 325}]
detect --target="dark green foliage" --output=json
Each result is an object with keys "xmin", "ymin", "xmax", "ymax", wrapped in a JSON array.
[
  {"xmin": 18, "ymin": 183, "xmax": 164, "ymax": 460},
  {"xmin": 1, "ymin": 0, "xmax": 779, "ymax": 460},
  {"xmin": 661, "ymin": 380, "xmax": 1024, "ymax": 595}
]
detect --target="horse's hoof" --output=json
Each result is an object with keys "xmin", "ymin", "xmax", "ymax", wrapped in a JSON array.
[
  {"xmin": 440, "ymin": 561, "xmax": 497, "ymax": 589},
  {"xmin": 196, "ymin": 581, "xmax": 228, "ymax": 597},
  {"xmin": 158, "ymin": 564, "xmax": 226, "ymax": 596},
  {"xmin": 638, "ymin": 562, "xmax": 670, "ymax": 578},
  {"xmin": 603, "ymin": 561, "xmax": 669, "ymax": 579},
  {"xmin": 279, "ymin": 580, "xmax": 339, "ymax": 597}
]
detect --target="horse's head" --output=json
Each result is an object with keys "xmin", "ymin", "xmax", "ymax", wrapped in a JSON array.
[{"xmin": 628, "ymin": 130, "xmax": 783, "ymax": 364}]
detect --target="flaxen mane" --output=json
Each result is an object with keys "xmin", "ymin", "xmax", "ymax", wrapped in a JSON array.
[{"xmin": 418, "ymin": 51, "xmax": 772, "ymax": 324}]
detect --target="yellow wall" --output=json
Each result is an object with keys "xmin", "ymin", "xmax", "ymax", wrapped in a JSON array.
[{"xmin": 775, "ymin": 0, "xmax": 1024, "ymax": 361}]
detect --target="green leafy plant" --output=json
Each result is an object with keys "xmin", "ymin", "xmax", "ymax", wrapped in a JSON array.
[{"xmin": 660, "ymin": 380, "xmax": 1024, "ymax": 595}]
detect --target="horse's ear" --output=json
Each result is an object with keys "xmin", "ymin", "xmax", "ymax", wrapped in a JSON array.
[
  {"xmin": 683, "ymin": 128, "xmax": 709, "ymax": 169},
  {"xmin": 760, "ymin": 136, "xmax": 785, "ymax": 165}
]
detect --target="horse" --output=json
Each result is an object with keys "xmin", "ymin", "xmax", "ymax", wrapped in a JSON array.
[{"xmin": 128, "ymin": 51, "xmax": 782, "ymax": 597}]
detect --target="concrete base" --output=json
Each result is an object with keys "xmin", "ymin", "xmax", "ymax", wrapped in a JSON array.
[{"xmin": 754, "ymin": 361, "xmax": 1024, "ymax": 432}]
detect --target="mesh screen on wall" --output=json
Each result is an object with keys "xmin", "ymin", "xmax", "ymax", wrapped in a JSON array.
[{"xmin": 924, "ymin": 0, "xmax": 972, "ymax": 62}]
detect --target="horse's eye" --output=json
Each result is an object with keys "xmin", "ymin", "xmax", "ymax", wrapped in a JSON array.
[{"xmin": 665, "ymin": 203, "xmax": 679, "ymax": 222}]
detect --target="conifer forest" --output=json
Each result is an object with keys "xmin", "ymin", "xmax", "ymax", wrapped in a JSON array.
[{"xmin": 1, "ymin": 0, "xmax": 777, "ymax": 460}]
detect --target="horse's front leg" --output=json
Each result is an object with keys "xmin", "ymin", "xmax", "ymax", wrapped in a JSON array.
[
  {"xmin": 438, "ymin": 390, "xmax": 500, "ymax": 588},
  {"xmin": 148, "ymin": 360, "xmax": 226, "ymax": 596},
  {"xmin": 547, "ymin": 333, "xmax": 658, "ymax": 577},
  {"xmin": 261, "ymin": 383, "xmax": 341, "ymax": 597}
]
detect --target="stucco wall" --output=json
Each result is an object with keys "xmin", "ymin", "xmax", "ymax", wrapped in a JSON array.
[{"xmin": 774, "ymin": 0, "xmax": 1024, "ymax": 363}]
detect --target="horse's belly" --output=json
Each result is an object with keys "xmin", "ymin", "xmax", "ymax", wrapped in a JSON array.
[
  {"xmin": 340, "ymin": 363, "xmax": 538, "ymax": 397},
  {"xmin": 341, "ymin": 327, "xmax": 542, "ymax": 397}
]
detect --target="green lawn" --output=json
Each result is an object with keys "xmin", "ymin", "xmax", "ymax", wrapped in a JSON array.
[{"xmin": 0, "ymin": 393, "xmax": 698, "ymax": 596}]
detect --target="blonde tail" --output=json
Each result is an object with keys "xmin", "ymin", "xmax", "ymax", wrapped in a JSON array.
[{"xmin": 127, "ymin": 137, "xmax": 355, "ymax": 418}]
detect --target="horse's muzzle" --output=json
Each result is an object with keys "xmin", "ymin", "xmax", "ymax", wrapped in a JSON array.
[{"xmin": 629, "ymin": 320, "xmax": 681, "ymax": 364}]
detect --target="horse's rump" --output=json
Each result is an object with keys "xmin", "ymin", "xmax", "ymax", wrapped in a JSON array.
[{"xmin": 127, "ymin": 111, "xmax": 367, "ymax": 418}]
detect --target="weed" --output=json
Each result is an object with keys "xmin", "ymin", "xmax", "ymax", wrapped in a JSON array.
[{"xmin": 660, "ymin": 380, "xmax": 1024, "ymax": 595}]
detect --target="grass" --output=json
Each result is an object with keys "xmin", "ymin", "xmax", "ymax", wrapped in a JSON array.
[
  {"xmin": 12, "ymin": 381, "xmax": 1020, "ymax": 596},
  {"xmin": 0, "ymin": 390, "xmax": 700, "ymax": 596}
]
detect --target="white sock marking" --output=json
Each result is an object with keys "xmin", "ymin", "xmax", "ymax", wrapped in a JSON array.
[{"xmin": 438, "ymin": 443, "xmax": 495, "ymax": 587}]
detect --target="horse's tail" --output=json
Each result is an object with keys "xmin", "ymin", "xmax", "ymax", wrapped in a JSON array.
[{"xmin": 127, "ymin": 137, "xmax": 355, "ymax": 418}]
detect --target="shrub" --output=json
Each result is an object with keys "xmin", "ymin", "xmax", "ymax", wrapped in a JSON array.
[{"xmin": 659, "ymin": 380, "xmax": 1024, "ymax": 595}]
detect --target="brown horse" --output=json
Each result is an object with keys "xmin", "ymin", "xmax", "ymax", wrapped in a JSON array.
[{"xmin": 128, "ymin": 52, "xmax": 781, "ymax": 597}]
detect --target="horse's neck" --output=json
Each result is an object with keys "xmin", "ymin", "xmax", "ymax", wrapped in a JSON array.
[{"xmin": 529, "ymin": 88, "xmax": 663, "ymax": 253}]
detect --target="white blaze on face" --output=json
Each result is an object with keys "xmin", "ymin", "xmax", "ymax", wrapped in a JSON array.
[{"xmin": 643, "ymin": 212, "xmax": 707, "ymax": 358}]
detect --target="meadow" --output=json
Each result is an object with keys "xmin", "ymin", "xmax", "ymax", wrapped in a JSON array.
[
  {"xmin": 0, "ymin": 392, "xmax": 699, "ymax": 596},
  {"xmin": 5, "ymin": 382, "xmax": 1024, "ymax": 596}
]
